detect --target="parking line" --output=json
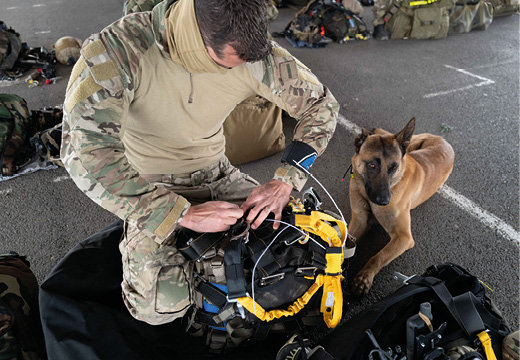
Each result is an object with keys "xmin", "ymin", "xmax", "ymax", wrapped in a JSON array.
[
  {"xmin": 53, "ymin": 176, "xmax": 70, "ymax": 183},
  {"xmin": 437, "ymin": 186, "xmax": 520, "ymax": 244},
  {"xmin": 423, "ymin": 65, "xmax": 495, "ymax": 99},
  {"xmin": 35, "ymin": 31, "xmax": 51, "ymax": 35},
  {"xmin": 337, "ymin": 114, "xmax": 520, "ymax": 244}
]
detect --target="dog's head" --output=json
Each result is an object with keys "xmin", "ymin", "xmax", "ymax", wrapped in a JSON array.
[{"xmin": 351, "ymin": 118, "xmax": 416, "ymax": 206}]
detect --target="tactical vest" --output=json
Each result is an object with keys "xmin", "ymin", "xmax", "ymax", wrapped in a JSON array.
[{"xmin": 176, "ymin": 190, "xmax": 356, "ymax": 352}]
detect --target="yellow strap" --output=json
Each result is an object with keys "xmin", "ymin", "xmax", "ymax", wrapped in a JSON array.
[
  {"xmin": 477, "ymin": 331, "xmax": 497, "ymax": 360},
  {"xmin": 237, "ymin": 274, "xmax": 324, "ymax": 321},
  {"xmin": 409, "ymin": 0, "xmax": 437, "ymax": 5},
  {"xmin": 295, "ymin": 211, "xmax": 348, "ymax": 328},
  {"xmin": 294, "ymin": 211, "xmax": 347, "ymax": 247}
]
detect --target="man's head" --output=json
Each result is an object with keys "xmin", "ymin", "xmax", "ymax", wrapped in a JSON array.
[{"xmin": 194, "ymin": 0, "xmax": 272, "ymax": 65}]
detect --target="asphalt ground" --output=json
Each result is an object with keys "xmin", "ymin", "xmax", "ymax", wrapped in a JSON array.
[{"xmin": 1, "ymin": 0, "xmax": 519, "ymax": 350}]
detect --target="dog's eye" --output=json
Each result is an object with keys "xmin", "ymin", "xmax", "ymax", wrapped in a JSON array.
[
  {"xmin": 389, "ymin": 163, "xmax": 398, "ymax": 172},
  {"xmin": 367, "ymin": 163, "xmax": 376, "ymax": 169}
]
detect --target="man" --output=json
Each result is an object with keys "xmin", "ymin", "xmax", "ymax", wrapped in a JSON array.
[{"xmin": 61, "ymin": 0, "xmax": 339, "ymax": 325}]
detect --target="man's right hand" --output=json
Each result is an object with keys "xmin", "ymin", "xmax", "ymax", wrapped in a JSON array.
[{"xmin": 179, "ymin": 201, "xmax": 244, "ymax": 233}]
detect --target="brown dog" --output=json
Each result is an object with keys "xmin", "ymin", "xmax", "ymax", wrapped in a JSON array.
[{"xmin": 348, "ymin": 118, "xmax": 454, "ymax": 296}]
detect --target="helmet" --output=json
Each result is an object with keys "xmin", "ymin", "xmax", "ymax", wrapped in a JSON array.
[{"xmin": 53, "ymin": 36, "xmax": 82, "ymax": 66}]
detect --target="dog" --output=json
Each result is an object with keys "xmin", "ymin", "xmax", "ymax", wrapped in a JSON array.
[{"xmin": 348, "ymin": 117, "xmax": 454, "ymax": 296}]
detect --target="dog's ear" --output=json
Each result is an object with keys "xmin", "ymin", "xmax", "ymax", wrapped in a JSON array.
[
  {"xmin": 395, "ymin": 117, "xmax": 416, "ymax": 155},
  {"xmin": 354, "ymin": 128, "xmax": 372, "ymax": 153}
]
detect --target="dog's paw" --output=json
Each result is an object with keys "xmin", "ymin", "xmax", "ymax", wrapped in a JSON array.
[{"xmin": 351, "ymin": 270, "xmax": 375, "ymax": 296}]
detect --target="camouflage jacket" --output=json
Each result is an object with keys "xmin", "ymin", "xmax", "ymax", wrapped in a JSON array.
[{"xmin": 61, "ymin": 0, "xmax": 339, "ymax": 244}]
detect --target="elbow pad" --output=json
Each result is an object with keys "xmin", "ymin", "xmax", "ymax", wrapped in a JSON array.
[{"xmin": 281, "ymin": 141, "xmax": 317, "ymax": 173}]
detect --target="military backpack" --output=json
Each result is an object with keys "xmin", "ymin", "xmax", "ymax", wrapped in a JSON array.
[
  {"xmin": 0, "ymin": 22, "xmax": 23, "ymax": 75},
  {"xmin": 0, "ymin": 94, "xmax": 63, "ymax": 176},
  {"xmin": 0, "ymin": 252, "xmax": 47, "ymax": 360},
  {"xmin": 383, "ymin": 0, "xmax": 456, "ymax": 39}
]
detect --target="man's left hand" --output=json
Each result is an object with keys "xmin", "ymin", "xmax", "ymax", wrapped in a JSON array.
[{"xmin": 241, "ymin": 179, "xmax": 293, "ymax": 230}]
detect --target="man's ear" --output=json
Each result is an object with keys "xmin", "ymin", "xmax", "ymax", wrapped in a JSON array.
[
  {"xmin": 395, "ymin": 117, "xmax": 416, "ymax": 155},
  {"xmin": 354, "ymin": 128, "xmax": 372, "ymax": 153}
]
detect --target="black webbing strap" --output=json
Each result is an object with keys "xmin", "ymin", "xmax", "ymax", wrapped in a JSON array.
[
  {"xmin": 410, "ymin": 276, "xmax": 486, "ymax": 338},
  {"xmin": 224, "ymin": 240, "xmax": 248, "ymax": 300},
  {"xmin": 176, "ymin": 231, "xmax": 226, "ymax": 261},
  {"xmin": 196, "ymin": 281, "xmax": 227, "ymax": 308},
  {"xmin": 195, "ymin": 309, "xmax": 226, "ymax": 328}
]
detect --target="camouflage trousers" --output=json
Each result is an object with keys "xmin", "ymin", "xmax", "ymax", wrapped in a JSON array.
[{"xmin": 119, "ymin": 157, "xmax": 259, "ymax": 325}]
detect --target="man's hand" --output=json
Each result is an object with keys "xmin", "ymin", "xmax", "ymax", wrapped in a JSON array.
[
  {"xmin": 179, "ymin": 201, "xmax": 244, "ymax": 233},
  {"xmin": 241, "ymin": 179, "xmax": 293, "ymax": 230}
]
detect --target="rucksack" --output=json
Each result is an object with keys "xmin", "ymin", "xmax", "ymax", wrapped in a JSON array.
[
  {"xmin": 486, "ymin": 0, "xmax": 519, "ymax": 16},
  {"xmin": 0, "ymin": 252, "xmax": 47, "ymax": 359},
  {"xmin": 448, "ymin": 0, "xmax": 494, "ymax": 34},
  {"xmin": 317, "ymin": 263, "xmax": 511, "ymax": 360},
  {"xmin": 177, "ymin": 191, "xmax": 355, "ymax": 352},
  {"xmin": 0, "ymin": 22, "xmax": 23, "ymax": 74},
  {"xmin": 0, "ymin": 94, "xmax": 63, "ymax": 176},
  {"xmin": 0, "ymin": 94, "xmax": 33, "ymax": 176},
  {"xmin": 383, "ymin": 0, "xmax": 456, "ymax": 39},
  {"xmin": 282, "ymin": 0, "xmax": 368, "ymax": 47}
]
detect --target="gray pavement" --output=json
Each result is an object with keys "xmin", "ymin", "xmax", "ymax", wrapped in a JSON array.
[{"xmin": 1, "ymin": 0, "xmax": 519, "ymax": 347}]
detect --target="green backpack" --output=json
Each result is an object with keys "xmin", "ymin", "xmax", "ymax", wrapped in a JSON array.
[
  {"xmin": 0, "ymin": 94, "xmax": 32, "ymax": 176},
  {"xmin": 0, "ymin": 252, "xmax": 46, "ymax": 360},
  {"xmin": 0, "ymin": 22, "xmax": 22, "ymax": 74},
  {"xmin": 0, "ymin": 94, "xmax": 63, "ymax": 176},
  {"xmin": 384, "ymin": 0, "xmax": 456, "ymax": 39}
]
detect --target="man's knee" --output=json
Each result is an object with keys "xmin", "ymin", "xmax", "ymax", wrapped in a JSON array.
[{"xmin": 121, "ymin": 232, "xmax": 193, "ymax": 325}]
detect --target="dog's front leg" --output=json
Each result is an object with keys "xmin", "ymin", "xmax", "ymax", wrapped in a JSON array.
[
  {"xmin": 348, "ymin": 179, "xmax": 371, "ymax": 243},
  {"xmin": 351, "ymin": 209, "xmax": 415, "ymax": 296}
]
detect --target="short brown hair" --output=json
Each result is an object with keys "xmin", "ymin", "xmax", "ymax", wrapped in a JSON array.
[{"xmin": 194, "ymin": 0, "xmax": 272, "ymax": 62}]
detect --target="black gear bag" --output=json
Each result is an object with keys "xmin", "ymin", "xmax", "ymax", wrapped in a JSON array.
[{"xmin": 318, "ymin": 263, "xmax": 511, "ymax": 360}]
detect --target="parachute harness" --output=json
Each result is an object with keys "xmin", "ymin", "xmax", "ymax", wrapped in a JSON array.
[{"xmin": 233, "ymin": 201, "xmax": 349, "ymax": 329}]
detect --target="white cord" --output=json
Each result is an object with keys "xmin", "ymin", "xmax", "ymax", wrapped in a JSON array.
[{"xmin": 293, "ymin": 161, "xmax": 347, "ymax": 243}]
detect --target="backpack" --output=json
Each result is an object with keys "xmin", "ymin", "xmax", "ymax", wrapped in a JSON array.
[
  {"xmin": 317, "ymin": 263, "xmax": 511, "ymax": 360},
  {"xmin": 176, "ymin": 191, "xmax": 355, "ymax": 352},
  {"xmin": 448, "ymin": 0, "xmax": 494, "ymax": 34},
  {"xmin": 0, "ymin": 94, "xmax": 33, "ymax": 176},
  {"xmin": 383, "ymin": 0, "xmax": 456, "ymax": 39},
  {"xmin": 0, "ymin": 252, "xmax": 46, "ymax": 360},
  {"xmin": 283, "ymin": 0, "xmax": 368, "ymax": 47},
  {"xmin": 486, "ymin": 0, "xmax": 519, "ymax": 16},
  {"xmin": 0, "ymin": 95, "xmax": 63, "ymax": 176},
  {"xmin": 0, "ymin": 22, "xmax": 23, "ymax": 74}
]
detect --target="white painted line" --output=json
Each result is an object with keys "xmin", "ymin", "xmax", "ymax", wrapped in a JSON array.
[
  {"xmin": 6, "ymin": 6, "xmax": 17, "ymax": 10},
  {"xmin": 35, "ymin": 31, "xmax": 51, "ymax": 35},
  {"xmin": 0, "ymin": 189, "xmax": 12, "ymax": 196},
  {"xmin": 53, "ymin": 176, "xmax": 70, "ymax": 183},
  {"xmin": 337, "ymin": 114, "xmax": 520, "ymax": 245},
  {"xmin": 437, "ymin": 185, "xmax": 520, "ymax": 244},
  {"xmin": 423, "ymin": 65, "xmax": 495, "ymax": 99},
  {"xmin": 337, "ymin": 113, "xmax": 362, "ymax": 135},
  {"xmin": 32, "ymin": 3, "xmax": 46, "ymax": 7}
]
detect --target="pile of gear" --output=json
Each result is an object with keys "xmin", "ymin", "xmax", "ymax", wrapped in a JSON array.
[
  {"xmin": 0, "ymin": 20, "xmax": 82, "ymax": 86},
  {"xmin": 277, "ymin": 0, "xmax": 369, "ymax": 47},
  {"xmin": 0, "ymin": 93, "xmax": 63, "ymax": 179},
  {"xmin": 371, "ymin": 0, "xmax": 519, "ymax": 40}
]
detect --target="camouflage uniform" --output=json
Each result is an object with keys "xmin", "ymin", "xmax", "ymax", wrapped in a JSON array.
[{"xmin": 62, "ymin": 0, "xmax": 339, "ymax": 325}]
